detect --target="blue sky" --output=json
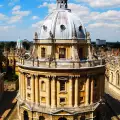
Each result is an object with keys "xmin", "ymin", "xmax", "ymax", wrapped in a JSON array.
[{"xmin": 0, "ymin": 0, "xmax": 120, "ymax": 42}]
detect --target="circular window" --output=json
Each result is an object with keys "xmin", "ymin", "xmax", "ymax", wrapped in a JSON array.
[
  {"xmin": 43, "ymin": 25, "xmax": 47, "ymax": 31},
  {"xmin": 60, "ymin": 24, "xmax": 66, "ymax": 31},
  {"xmin": 79, "ymin": 25, "xmax": 82, "ymax": 31}
]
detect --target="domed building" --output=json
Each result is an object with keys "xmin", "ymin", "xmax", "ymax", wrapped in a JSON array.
[{"xmin": 17, "ymin": 0, "xmax": 105, "ymax": 120}]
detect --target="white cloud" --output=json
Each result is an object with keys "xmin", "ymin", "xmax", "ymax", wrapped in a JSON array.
[
  {"xmin": 0, "ymin": 13, "xmax": 8, "ymax": 21},
  {"xmin": 12, "ymin": 5, "xmax": 30, "ymax": 16},
  {"xmin": 88, "ymin": 23, "xmax": 120, "ymax": 28},
  {"xmin": 6, "ymin": 5, "xmax": 31, "ymax": 24},
  {"xmin": 12, "ymin": 5, "xmax": 21, "ymax": 11},
  {"xmin": 32, "ymin": 16, "xmax": 39, "ymax": 20},
  {"xmin": 32, "ymin": 21, "xmax": 43, "ymax": 28},
  {"xmin": 8, "ymin": 0, "xmax": 20, "ymax": 6},
  {"xmin": 76, "ymin": 0, "xmax": 120, "ymax": 8},
  {"xmin": 8, "ymin": 15, "xmax": 22, "ymax": 24},
  {"xmin": 38, "ymin": 2, "xmax": 48, "ymax": 8}
]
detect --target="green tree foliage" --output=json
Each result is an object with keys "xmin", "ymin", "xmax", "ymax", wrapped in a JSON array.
[{"xmin": 22, "ymin": 41, "xmax": 31, "ymax": 50}]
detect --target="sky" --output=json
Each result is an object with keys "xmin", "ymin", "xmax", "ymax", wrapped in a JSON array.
[{"xmin": 0, "ymin": 0, "xmax": 120, "ymax": 42}]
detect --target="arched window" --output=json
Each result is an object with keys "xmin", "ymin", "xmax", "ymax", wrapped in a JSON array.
[
  {"xmin": 24, "ymin": 111, "xmax": 29, "ymax": 120},
  {"xmin": 41, "ymin": 48, "xmax": 46, "ymax": 58},
  {"xmin": 41, "ymin": 81, "xmax": 46, "ymax": 91},
  {"xmin": 116, "ymin": 72, "xmax": 119, "ymax": 86},
  {"xmin": 111, "ymin": 72, "xmax": 113, "ymax": 83},
  {"xmin": 58, "ymin": 117, "xmax": 67, "ymax": 120},
  {"xmin": 39, "ymin": 116, "xmax": 45, "ymax": 120},
  {"xmin": 27, "ymin": 77, "xmax": 31, "ymax": 87},
  {"xmin": 79, "ymin": 25, "xmax": 82, "ymax": 31},
  {"xmin": 80, "ymin": 115, "xmax": 85, "ymax": 120},
  {"xmin": 60, "ymin": 81, "xmax": 65, "ymax": 91}
]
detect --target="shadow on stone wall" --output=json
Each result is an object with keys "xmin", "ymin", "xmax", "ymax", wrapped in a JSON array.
[{"xmin": 0, "ymin": 91, "xmax": 17, "ymax": 119}]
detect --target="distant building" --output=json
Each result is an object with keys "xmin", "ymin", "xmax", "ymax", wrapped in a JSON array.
[
  {"xmin": 96, "ymin": 39, "xmax": 106, "ymax": 46},
  {"xmin": 0, "ymin": 73, "xmax": 5, "ymax": 101}
]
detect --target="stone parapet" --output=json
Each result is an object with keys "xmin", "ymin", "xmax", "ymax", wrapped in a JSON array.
[{"xmin": 18, "ymin": 58, "xmax": 105, "ymax": 69}]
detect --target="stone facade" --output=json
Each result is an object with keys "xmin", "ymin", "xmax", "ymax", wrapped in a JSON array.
[
  {"xmin": 106, "ymin": 56, "xmax": 120, "ymax": 99},
  {"xmin": 17, "ymin": 0, "xmax": 105, "ymax": 120}
]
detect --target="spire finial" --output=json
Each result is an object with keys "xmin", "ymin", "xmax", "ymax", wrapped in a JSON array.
[{"xmin": 57, "ymin": 0, "xmax": 68, "ymax": 9}]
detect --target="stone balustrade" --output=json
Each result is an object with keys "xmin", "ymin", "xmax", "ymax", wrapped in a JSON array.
[{"xmin": 18, "ymin": 58, "xmax": 105, "ymax": 69}]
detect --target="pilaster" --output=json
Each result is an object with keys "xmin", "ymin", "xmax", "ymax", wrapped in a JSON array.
[
  {"xmin": 35, "ymin": 75, "xmax": 39, "ymax": 105},
  {"xmin": 46, "ymin": 76, "xmax": 51, "ymax": 107},
  {"xmin": 85, "ymin": 76, "xmax": 90, "ymax": 105},
  {"xmin": 31, "ymin": 74, "xmax": 35, "ymax": 104},
  {"xmin": 51, "ymin": 76, "xmax": 56, "ymax": 108},
  {"xmin": 90, "ymin": 77, "xmax": 94, "ymax": 104},
  {"xmin": 69, "ymin": 76, "xmax": 73, "ymax": 107},
  {"xmin": 74, "ymin": 77, "xmax": 79, "ymax": 107}
]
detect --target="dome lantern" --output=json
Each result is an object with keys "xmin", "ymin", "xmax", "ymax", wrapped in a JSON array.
[{"xmin": 57, "ymin": 0, "xmax": 68, "ymax": 9}]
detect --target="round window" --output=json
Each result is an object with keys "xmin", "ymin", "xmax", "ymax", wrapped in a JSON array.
[
  {"xmin": 43, "ymin": 25, "xmax": 47, "ymax": 31},
  {"xmin": 60, "ymin": 25, "xmax": 66, "ymax": 31},
  {"xmin": 79, "ymin": 25, "xmax": 82, "ymax": 31}
]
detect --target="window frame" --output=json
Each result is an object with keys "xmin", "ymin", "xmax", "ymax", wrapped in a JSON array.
[
  {"xmin": 41, "ymin": 47, "xmax": 46, "ymax": 58},
  {"xmin": 60, "ymin": 81, "xmax": 66, "ymax": 92},
  {"xmin": 59, "ymin": 97, "xmax": 66, "ymax": 105},
  {"xmin": 59, "ymin": 48, "xmax": 66, "ymax": 59},
  {"xmin": 41, "ymin": 81, "xmax": 46, "ymax": 92}
]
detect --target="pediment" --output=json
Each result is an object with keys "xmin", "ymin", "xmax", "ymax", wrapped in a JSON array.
[{"xmin": 52, "ymin": 109, "xmax": 72, "ymax": 115}]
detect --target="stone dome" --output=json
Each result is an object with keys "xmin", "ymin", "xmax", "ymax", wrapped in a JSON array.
[{"xmin": 38, "ymin": 0, "xmax": 86, "ymax": 40}]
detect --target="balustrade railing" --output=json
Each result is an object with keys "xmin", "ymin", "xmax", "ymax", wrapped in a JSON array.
[{"xmin": 18, "ymin": 58, "xmax": 105, "ymax": 69}]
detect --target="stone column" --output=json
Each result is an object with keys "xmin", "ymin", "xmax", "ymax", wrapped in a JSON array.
[
  {"xmin": 22, "ymin": 73, "xmax": 26, "ymax": 100},
  {"xmin": 20, "ymin": 72, "xmax": 23, "ymax": 99},
  {"xmin": 99, "ymin": 76, "xmax": 102, "ymax": 100},
  {"xmin": 19, "ymin": 72, "xmax": 21, "ymax": 98},
  {"xmin": 90, "ymin": 77, "xmax": 94, "ymax": 104},
  {"xmin": 85, "ymin": 76, "xmax": 90, "ymax": 105},
  {"xmin": 88, "ymin": 44, "xmax": 92, "ymax": 60},
  {"xmin": 51, "ymin": 76, "xmax": 56, "ymax": 108},
  {"xmin": 74, "ymin": 77, "xmax": 79, "ymax": 107},
  {"xmin": 69, "ymin": 76, "xmax": 73, "ymax": 107},
  {"xmin": 47, "ymin": 76, "xmax": 50, "ymax": 107},
  {"xmin": 31, "ymin": 75, "xmax": 35, "ymax": 103},
  {"xmin": 35, "ymin": 75, "xmax": 39, "ymax": 105}
]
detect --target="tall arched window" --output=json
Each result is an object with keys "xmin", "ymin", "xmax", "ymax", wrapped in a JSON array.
[
  {"xmin": 111, "ymin": 72, "xmax": 113, "ymax": 83},
  {"xmin": 60, "ymin": 81, "xmax": 65, "ymax": 91},
  {"xmin": 116, "ymin": 72, "xmax": 119, "ymax": 86},
  {"xmin": 41, "ymin": 48, "xmax": 46, "ymax": 58},
  {"xmin": 27, "ymin": 77, "xmax": 31, "ymax": 87},
  {"xmin": 24, "ymin": 111, "xmax": 29, "ymax": 120},
  {"xmin": 41, "ymin": 81, "xmax": 46, "ymax": 91}
]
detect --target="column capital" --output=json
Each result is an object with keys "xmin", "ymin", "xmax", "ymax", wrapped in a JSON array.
[
  {"xmin": 19, "ymin": 71, "xmax": 24, "ymax": 74},
  {"xmin": 46, "ymin": 75, "xmax": 51, "ymax": 78},
  {"xmin": 34, "ymin": 74, "xmax": 39, "ymax": 77},
  {"xmin": 31, "ymin": 74, "xmax": 35, "ymax": 78},
  {"xmin": 69, "ymin": 75, "xmax": 74, "ymax": 79},
  {"xmin": 51, "ymin": 76, "xmax": 56, "ymax": 80},
  {"xmin": 74, "ymin": 75, "xmax": 80, "ymax": 79}
]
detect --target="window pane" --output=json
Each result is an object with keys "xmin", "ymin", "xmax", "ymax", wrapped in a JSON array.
[
  {"xmin": 59, "ymin": 48, "xmax": 66, "ymax": 59},
  {"xmin": 41, "ymin": 48, "xmax": 46, "ymax": 58},
  {"xmin": 60, "ymin": 81, "xmax": 65, "ymax": 91}
]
